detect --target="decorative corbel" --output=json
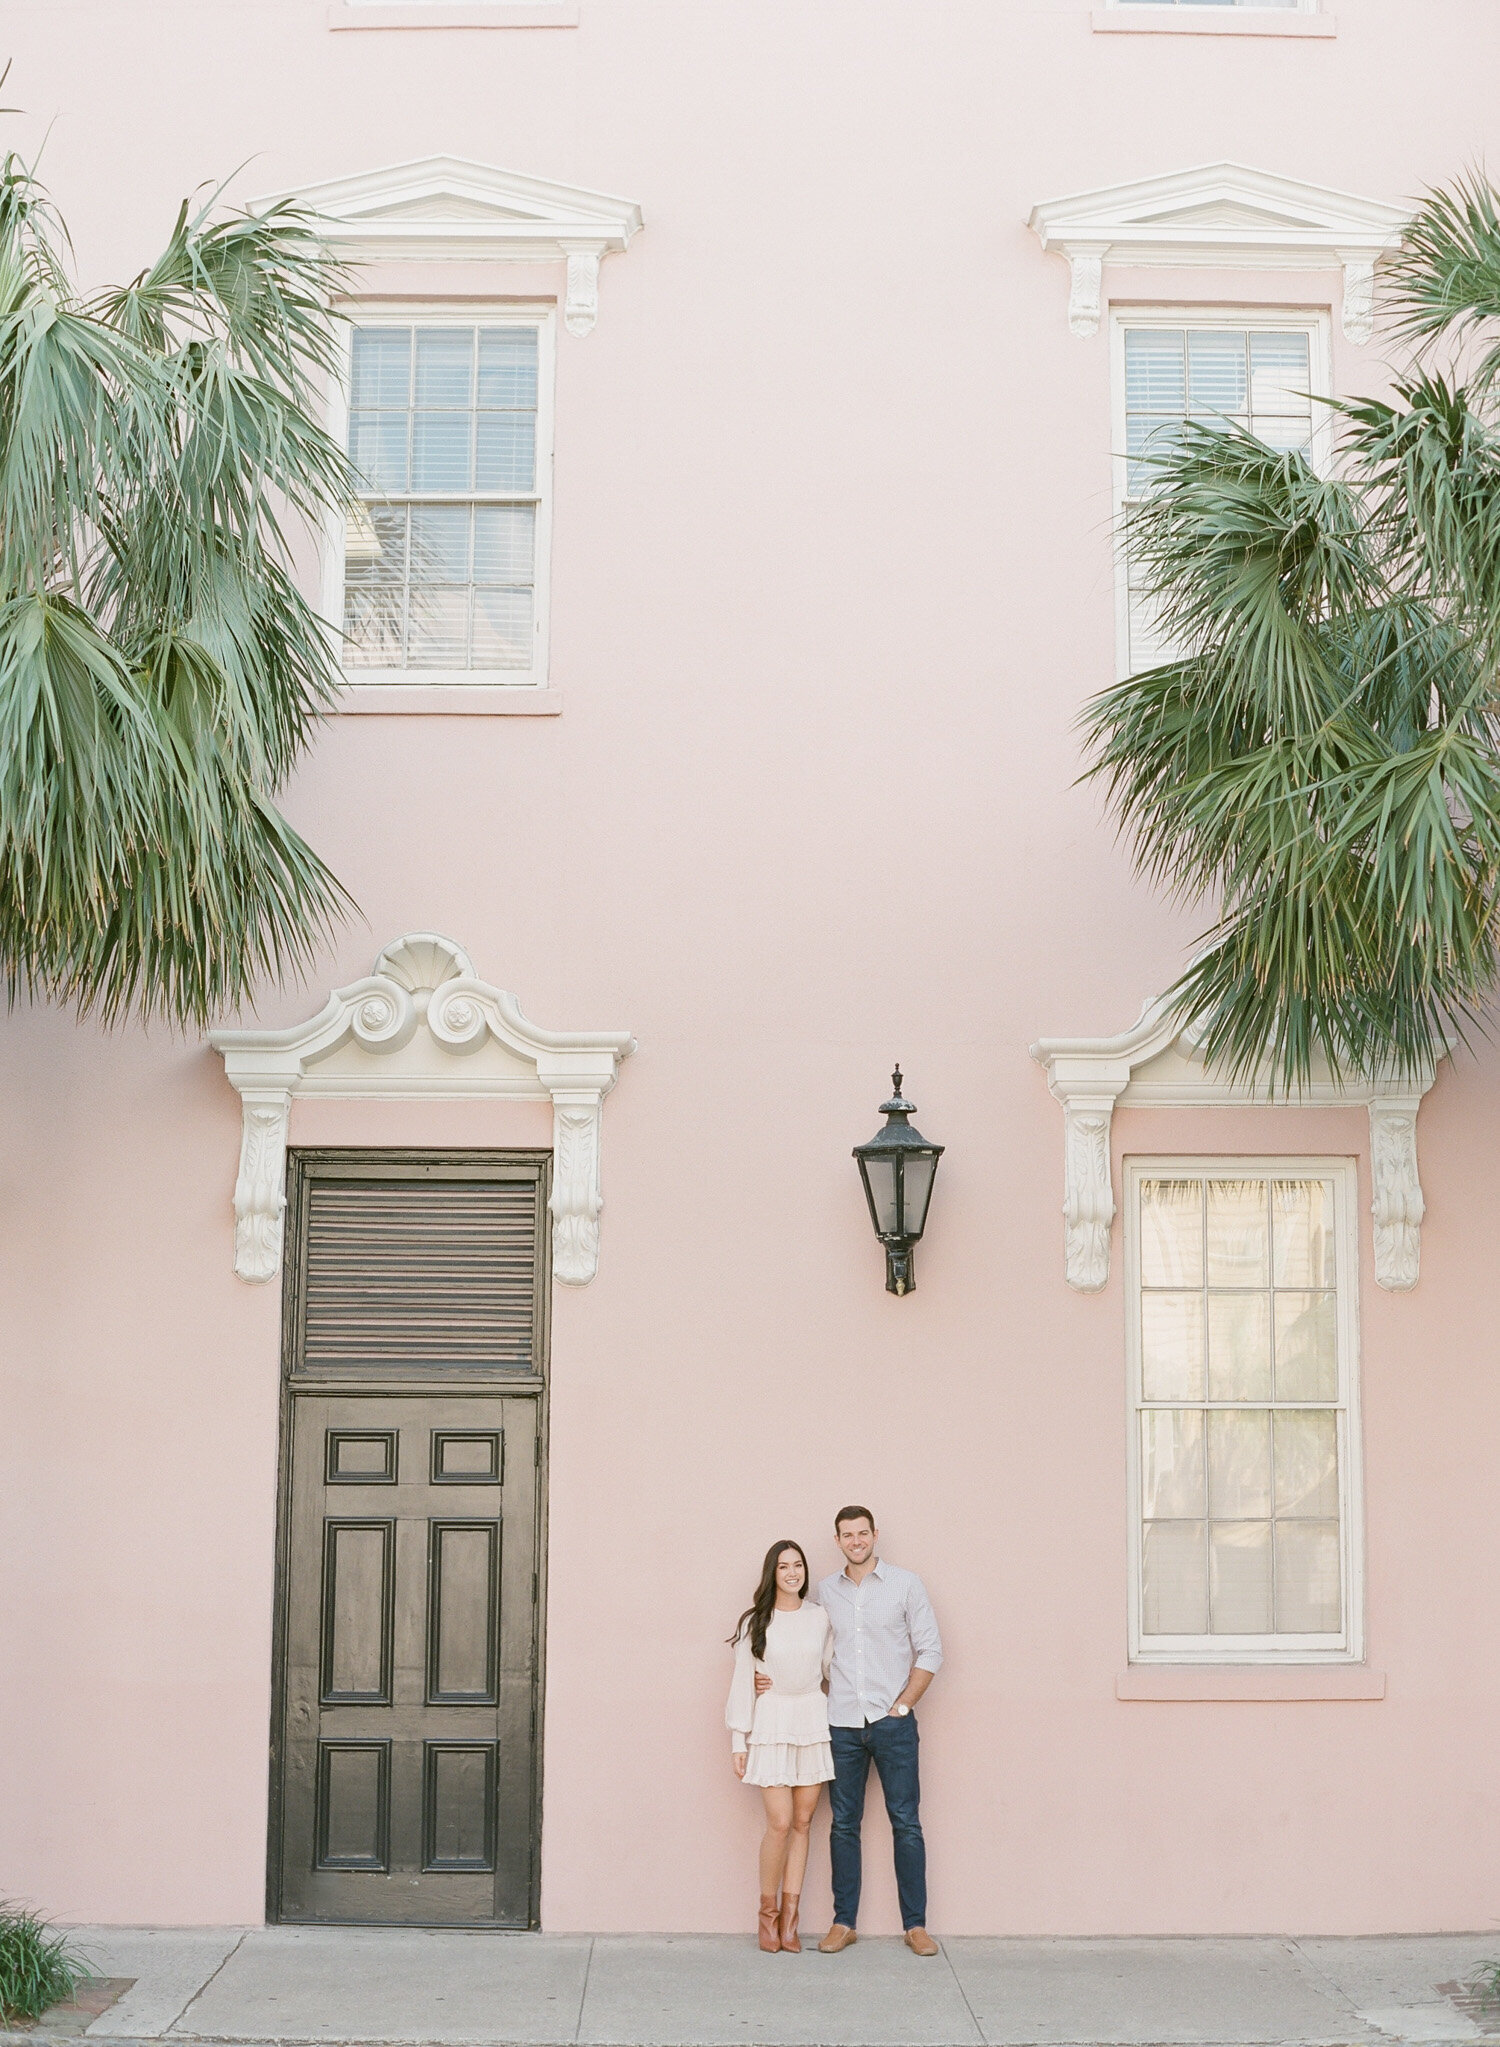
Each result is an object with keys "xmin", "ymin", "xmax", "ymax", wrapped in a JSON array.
[
  {"xmin": 560, "ymin": 243, "xmax": 603, "ymax": 336},
  {"xmin": 1338, "ymin": 252, "xmax": 1377, "ymax": 345},
  {"xmin": 231, "ymin": 1088, "xmax": 292, "ymax": 1284},
  {"xmin": 1062, "ymin": 1096, "xmax": 1117, "ymax": 1292},
  {"xmin": 1369, "ymin": 1096, "xmax": 1425, "ymax": 1290},
  {"xmin": 547, "ymin": 1089, "xmax": 606, "ymax": 1285},
  {"xmin": 1065, "ymin": 242, "xmax": 1110, "ymax": 339}
]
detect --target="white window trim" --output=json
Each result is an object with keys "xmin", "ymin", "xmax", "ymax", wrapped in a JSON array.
[
  {"xmin": 1027, "ymin": 164, "xmax": 1408, "ymax": 344},
  {"xmin": 1094, "ymin": 3, "xmax": 1333, "ymax": 34},
  {"xmin": 321, "ymin": 303, "xmax": 557, "ymax": 696},
  {"xmin": 1109, "ymin": 305, "xmax": 1334, "ymax": 682},
  {"xmin": 328, "ymin": 2, "xmax": 578, "ymax": 27},
  {"xmin": 1124, "ymin": 1156, "xmax": 1365, "ymax": 1666}
]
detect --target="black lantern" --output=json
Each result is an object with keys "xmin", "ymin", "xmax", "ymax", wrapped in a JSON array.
[{"xmin": 853, "ymin": 1068, "xmax": 945, "ymax": 1296}]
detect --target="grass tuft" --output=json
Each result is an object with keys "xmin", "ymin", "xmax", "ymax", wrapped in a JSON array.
[
  {"xmin": 0, "ymin": 1903, "xmax": 85, "ymax": 2022},
  {"xmin": 1472, "ymin": 1960, "xmax": 1500, "ymax": 2009}
]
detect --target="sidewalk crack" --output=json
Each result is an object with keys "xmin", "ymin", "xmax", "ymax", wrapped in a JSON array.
[
  {"xmin": 572, "ymin": 1934, "xmax": 595, "ymax": 2043},
  {"xmin": 942, "ymin": 1941, "xmax": 986, "ymax": 2045},
  {"xmin": 163, "ymin": 1933, "xmax": 247, "ymax": 2038}
]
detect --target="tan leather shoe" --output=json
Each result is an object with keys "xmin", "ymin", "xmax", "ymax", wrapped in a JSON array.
[
  {"xmin": 817, "ymin": 1924, "xmax": 858, "ymax": 1953},
  {"xmin": 904, "ymin": 1927, "xmax": 940, "ymax": 1956}
]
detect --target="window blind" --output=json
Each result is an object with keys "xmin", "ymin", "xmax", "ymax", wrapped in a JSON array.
[
  {"xmin": 344, "ymin": 323, "xmax": 540, "ymax": 674},
  {"xmin": 301, "ymin": 1177, "xmax": 540, "ymax": 1371}
]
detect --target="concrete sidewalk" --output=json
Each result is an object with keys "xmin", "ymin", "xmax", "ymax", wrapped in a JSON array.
[{"xmin": 23, "ymin": 1926, "xmax": 1500, "ymax": 2047}]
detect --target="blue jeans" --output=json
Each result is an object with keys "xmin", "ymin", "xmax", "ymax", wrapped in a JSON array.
[{"xmin": 829, "ymin": 1714, "xmax": 926, "ymax": 1931}]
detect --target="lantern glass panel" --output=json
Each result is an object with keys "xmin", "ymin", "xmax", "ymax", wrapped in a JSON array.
[
  {"xmin": 861, "ymin": 1155, "xmax": 900, "ymax": 1236},
  {"xmin": 900, "ymin": 1153, "xmax": 937, "ymax": 1238}
]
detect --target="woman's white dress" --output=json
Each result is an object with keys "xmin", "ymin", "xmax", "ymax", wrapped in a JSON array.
[{"xmin": 725, "ymin": 1601, "xmax": 834, "ymax": 1788}]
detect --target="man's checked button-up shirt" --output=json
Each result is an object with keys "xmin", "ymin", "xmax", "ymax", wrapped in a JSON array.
[{"xmin": 817, "ymin": 1557, "xmax": 943, "ymax": 1727}]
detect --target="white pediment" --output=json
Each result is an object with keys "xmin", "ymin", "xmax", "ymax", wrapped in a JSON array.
[
  {"xmin": 254, "ymin": 157, "xmax": 644, "ymax": 333},
  {"xmin": 1027, "ymin": 163, "xmax": 1410, "ymax": 343},
  {"xmin": 1030, "ymin": 994, "xmax": 1437, "ymax": 1296},
  {"xmin": 211, "ymin": 934, "xmax": 635, "ymax": 1286}
]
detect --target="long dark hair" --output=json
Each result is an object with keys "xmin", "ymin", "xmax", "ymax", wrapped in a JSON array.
[{"xmin": 729, "ymin": 1539, "xmax": 811, "ymax": 1661}]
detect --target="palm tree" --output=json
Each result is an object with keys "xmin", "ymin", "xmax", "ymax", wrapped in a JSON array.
[
  {"xmin": 1082, "ymin": 177, "xmax": 1500, "ymax": 1092},
  {"xmin": 0, "ymin": 152, "xmax": 353, "ymax": 1029}
]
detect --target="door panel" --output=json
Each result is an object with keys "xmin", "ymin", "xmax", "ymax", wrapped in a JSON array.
[{"xmin": 278, "ymin": 1393, "xmax": 538, "ymax": 1925}]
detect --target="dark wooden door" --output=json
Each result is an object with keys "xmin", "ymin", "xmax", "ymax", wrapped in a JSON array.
[
  {"xmin": 271, "ymin": 1153, "xmax": 549, "ymax": 1928},
  {"xmin": 278, "ymin": 1390, "xmax": 539, "ymax": 1925}
]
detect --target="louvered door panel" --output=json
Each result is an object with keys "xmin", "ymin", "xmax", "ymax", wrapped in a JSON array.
[{"xmin": 302, "ymin": 1178, "xmax": 539, "ymax": 1372}]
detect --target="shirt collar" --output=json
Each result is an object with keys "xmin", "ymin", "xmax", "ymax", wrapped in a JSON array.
[{"xmin": 841, "ymin": 1556, "xmax": 885, "ymax": 1583}]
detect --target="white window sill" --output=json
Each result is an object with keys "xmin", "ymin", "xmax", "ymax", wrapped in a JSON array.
[
  {"xmin": 1093, "ymin": 8, "xmax": 1335, "ymax": 34},
  {"xmin": 1117, "ymin": 1666, "xmax": 1385, "ymax": 1701},
  {"xmin": 336, "ymin": 685, "xmax": 564, "ymax": 716},
  {"xmin": 328, "ymin": 2, "xmax": 578, "ymax": 27}
]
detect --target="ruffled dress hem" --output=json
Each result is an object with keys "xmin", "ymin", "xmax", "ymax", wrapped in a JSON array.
[{"xmin": 743, "ymin": 1740, "xmax": 834, "ymax": 1788}]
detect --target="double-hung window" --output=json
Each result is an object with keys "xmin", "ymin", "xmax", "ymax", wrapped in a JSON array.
[
  {"xmin": 1126, "ymin": 1161, "xmax": 1363, "ymax": 1663},
  {"xmin": 1113, "ymin": 313, "xmax": 1326, "ymax": 673},
  {"xmin": 338, "ymin": 313, "xmax": 553, "ymax": 686}
]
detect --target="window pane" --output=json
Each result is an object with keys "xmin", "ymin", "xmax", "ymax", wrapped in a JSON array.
[
  {"xmin": 471, "ymin": 587, "xmax": 535, "ymax": 670},
  {"xmin": 474, "ymin": 505, "xmax": 535, "ymax": 582},
  {"xmin": 1274, "ymin": 1410, "xmax": 1339, "ymax": 1518},
  {"xmin": 410, "ymin": 504, "xmax": 471, "ymax": 582},
  {"xmin": 1207, "ymin": 1408, "xmax": 1271, "ymax": 1518},
  {"xmin": 1257, "ymin": 414, "xmax": 1314, "ymax": 456},
  {"xmin": 344, "ymin": 504, "xmax": 405, "ymax": 586},
  {"xmin": 1274, "ymin": 1292, "xmax": 1338, "ymax": 1400},
  {"xmin": 1207, "ymin": 1292, "xmax": 1270, "ymax": 1402},
  {"xmin": 349, "ymin": 411, "xmax": 409, "ymax": 492},
  {"xmin": 1188, "ymin": 330, "xmax": 1247, "ymax": 418},
  {"xmin": 1142, "ymin": 1409, "xmax": 1205, "ymax": 1519},
  {"xmin": 1210, "ymin": 1521, "xmax": 1272, "ymax": 1633},
  {"xmin": 1206, "ymin": 1179, "xmax": 1269, "ymax": 1286},
  {"xmin": 406, "ymin": 586, "xmax": 470, "ymax": 668},
  {"xmin": 478, "ymin": 327, "xmax": 539, "ymax": 407},
  {"xmin": 1142, "ymin": 1521, "xmax": 1207, "ymax": 1635},
  {"xmin": 1272, "ymin": 1179, "xmax": 1336, "ymax": 1286},
  {"xmin": 343, "ymin": 586, "xmax": 405, "ymax": 668},
  {"xmin": 1125, "ymin": 329, "xmax": 1185, "ymax": 413},
  {"xmin": 1141, "ymin": 1293, "xmax": 1205, "ymax": 1402},
  {"xmin": 475, "ymin": 413, "xmax": 536, "ymax": 492},
  {"xmin": 414, "ymin": 328, "xmax": 474, "ymax": 408},
  {"xmin": 1249, "ymin": 332, "xmax": 1311, "ymax": 417},
  {"xmin": 350, "ymin": 327, "xmax": 411, "ymax": 409},
  {"xmin": 1141, "ymin": 1179, "xmax": 1203, "ymax": 1287},
  {"xmin": 1274, "ymin": 1520, "xmax": 1342, "ymax": 1633},
  {"xmin": 412, "ymin": 412, "xmax": 473, "ymax": 492}
]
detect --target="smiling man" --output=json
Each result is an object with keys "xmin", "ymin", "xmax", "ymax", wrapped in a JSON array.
[{"xmin": 815, "ymin": 1506, "xmax": 943, "ymax": 1955}]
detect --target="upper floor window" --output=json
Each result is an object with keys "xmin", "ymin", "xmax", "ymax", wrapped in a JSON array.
[
  {"xmin": 1112, "ymin": 0, "xmax": 1309, "ymax": 8},
  {"xmin": 1113, "ymin": 312, "xmax": 1326, "ymax": 673},
  {"xmin": 1126, "ymin": 1161, "xmax": 1363, "ymax": 1664},
  {"xmin": 338, "ymin": 314, "xmax": 553, "ymax": 685}
]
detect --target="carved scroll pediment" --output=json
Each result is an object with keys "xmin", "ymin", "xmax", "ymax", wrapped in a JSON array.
[
  {"xmin": 210, "ymin": 935, "xmax": 634, "ymax": 1286},
  {"xmin": 1031, "ymin": 996, "xmax": 1437, "ymax": 1294}
]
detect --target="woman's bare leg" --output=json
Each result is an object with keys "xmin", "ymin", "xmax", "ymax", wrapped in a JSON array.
[
  {"xmin": 783, "ymin": 1783, "xmax": 821, "ymax": 1897},
  {"xmin": 759, "ymin": 1786, "xmax": 793, "ymax": 1897}
]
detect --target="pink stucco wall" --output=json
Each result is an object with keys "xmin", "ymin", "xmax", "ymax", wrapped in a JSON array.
[{"xmin": 4, "ymin": 0, "xmax": 1500, "ymax": 1936}]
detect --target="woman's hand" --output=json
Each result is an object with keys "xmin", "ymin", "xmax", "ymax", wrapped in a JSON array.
[
  {"xmin": 733, "ymin": 1752, "xmax": 747, "ymax": 1779},
  {"xmin": 754, "ymin": 1672, "xmax": 773, "ymax": 1695}
]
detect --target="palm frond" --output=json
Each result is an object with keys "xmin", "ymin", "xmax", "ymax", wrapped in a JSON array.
[{"xmin": 0, "ymin": 153, "xmax": 356, "ymax": 1026}]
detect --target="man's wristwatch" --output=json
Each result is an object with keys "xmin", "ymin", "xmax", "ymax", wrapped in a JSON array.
[{"xmin": 891, "ymin": 1702, "xmax": 911, "ymax": 1717}]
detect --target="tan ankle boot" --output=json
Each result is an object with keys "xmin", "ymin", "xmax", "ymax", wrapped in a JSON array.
[
  {"xmin": 758, "ymin": 1893, "xmax": 781, "ymax": 1952},
  {"xmin": 779, "ymin": 1893, "xmax": 801, "ymax": 1952}
]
